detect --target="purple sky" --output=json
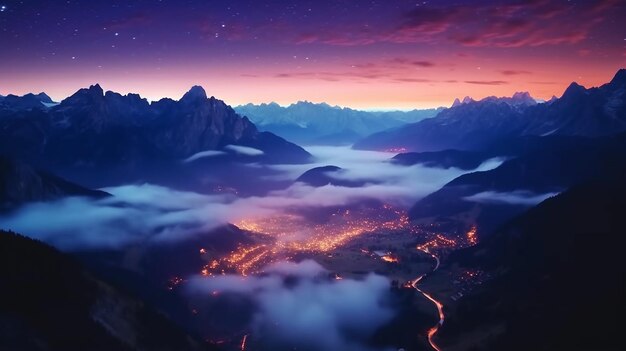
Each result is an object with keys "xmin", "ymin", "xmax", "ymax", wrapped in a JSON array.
[{"xmin": 1, "ymin": 0, "xmax": 624, "ymax": 108}]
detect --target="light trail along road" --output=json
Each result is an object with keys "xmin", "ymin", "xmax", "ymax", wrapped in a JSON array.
[
  {"xmin": 412, "ymin": 249, "xmax": 444, "ymax": 351},
  {"xmin": 240, "ymin": 334, "xmax": 248, "ymax": 350}
]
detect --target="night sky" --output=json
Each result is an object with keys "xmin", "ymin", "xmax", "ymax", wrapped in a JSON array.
[{"xmin": 1, "ymin": 0, "xmax": 625, "ymax": 109}]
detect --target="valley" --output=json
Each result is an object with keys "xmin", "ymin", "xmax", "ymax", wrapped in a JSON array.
[
  {"xmin": 1, "ymin": 3, "xmax": 624, "ymax": 346},
  {"xmin": 164, "ymin": 194, "xmax": 484, "ymax": 350}
]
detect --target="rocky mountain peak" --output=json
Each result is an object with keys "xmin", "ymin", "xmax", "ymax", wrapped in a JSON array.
[
  {"xmin": 180, "ymin": 85, "xmax": 208, "ymax": 103},
  {"xmin": 33, "ymin": 92, "xmax": 53, "ymax": 103},
  {"xmin": 87, "ymin": 84, "xmax": 104, "ymax": 96},
  {"xmin": 450, "ymin": 96, "xmax": 474, "ymax": 108},
  {"xmin": 511, "ymin": 91, "xmax": 531, "ymax": 100},
  {"xmin": 610, "ymin": 68, "xmax": 626, "ymax": 87},
  {"xmin": 561, "ymin": 82, "xmax": 586, "ymax": 99},
  {"xmin": 61, "ymin": 84, "xmax": 105, "ymax": 106},
  {"xmin": 510, "ymin": 91, "xmax": 537, "ymax": 106},
  {"xmin": 462, "ymin": 96, "xmax": 474, "ymax": 104}
]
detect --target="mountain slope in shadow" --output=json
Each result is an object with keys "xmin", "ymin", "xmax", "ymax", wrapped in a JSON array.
[
  {"xmin": 0, "ymin": 156, "xmax": 109, "ymax": 211},
  {"xmin": 435, "ymin": 170, "xmax": 626, "ymax": 350},
  {"xmin": 0, "ymin": 230, "xmax": 215, "ymax": 351}
]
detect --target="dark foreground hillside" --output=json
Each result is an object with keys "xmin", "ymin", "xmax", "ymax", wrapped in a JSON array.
[
  {"xmin": 0, "ymin": 231, "xmax": 214, "ymax": 351},
  {"xmin": 437, "ymin": 171, "xmax": 626, "ymax": 350}
]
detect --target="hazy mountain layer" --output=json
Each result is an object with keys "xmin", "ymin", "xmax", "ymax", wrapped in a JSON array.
[{"xmin": 235, "ymin": 101, "xmax": 443, "ymax": 145}]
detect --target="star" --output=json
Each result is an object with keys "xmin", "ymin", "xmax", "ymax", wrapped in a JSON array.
[{"xmin": 0, "ymin": 5, "xmax": 6, "ymax": 12}]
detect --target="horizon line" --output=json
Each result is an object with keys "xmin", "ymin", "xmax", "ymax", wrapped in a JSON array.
[{"xmin": 1, "ymin": 84, "xmax": 562, "ymax": 113}]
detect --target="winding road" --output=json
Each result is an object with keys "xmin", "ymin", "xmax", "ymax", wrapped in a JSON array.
[
  {"xmin": 412, "ymin": 250, "xmax": 444, "ymax": 351},
  {"xmin": 240, "ymin": 334, "xmax": 248, "ymax": 350}
]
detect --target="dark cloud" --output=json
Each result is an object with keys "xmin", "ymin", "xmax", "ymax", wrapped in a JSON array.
[
  {"xmin": 465, "ymin": 80, "xmax": 509, "ymax": 86},
  {"xmin": 393, "ymin": 78, "xmax": 433, "ymax": 83},
  {"xmin": 500, "ymin": 70, "xmax": 532, "ymax": 76},
  {"xmin": 412, "ymin": 61, "xmax": 436, "ymax": 67},
  {"xmin": 273, "ymin": 57, "xmax": 437, "ymax": 83},
  {"xmin": 387, "ymin": 58, "xmax": 436, "ymax": 68},
  {"xmin": 389, "ymin": 6, "xmax": 459, "ymax": 40},
  {"xmin": 293, "ymin": 0, "xmax": 620, "ymax": 48},
  {"xmin": 274, "ymin": 71, "xmax": 384, "ymax": 82}
]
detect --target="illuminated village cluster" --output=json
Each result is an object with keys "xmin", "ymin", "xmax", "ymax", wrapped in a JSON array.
[
  {"xmin": 195, "ymin": 204, "xmax": 480, "ymax": 278},
  {"xmin": 415, "ymin": 225, "xmax": 479, "ymax": 256},
  {"xmin": 200, "ymin": 205, "xmax": 411, "ymax": 276}
]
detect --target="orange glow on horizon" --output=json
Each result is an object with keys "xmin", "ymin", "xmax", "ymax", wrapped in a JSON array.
[{"xmin": 1, "ymin": 62, "xmax": 622, "ymax": 110}]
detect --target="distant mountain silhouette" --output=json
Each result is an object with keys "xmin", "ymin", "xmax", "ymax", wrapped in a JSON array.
[
  {"xmin": 451, "ymin": 92, "xmax": 535, "ymax": 108},
  {"xmin": 0, "ymin": 85, "xmax": 311, "ymax": 186},
  {"xmin": 355, "ymin": 69, "xmax": 626, "ymax": 151},
  {"xmin": 0, "ymin": 92, "xmax": 55, "ymax": 110},
  {"xmin": 0, "ymin": 156, "xmax": 108, "ymax": 210},
  {"xmin": 235, "ymin": 101, "xmax": 443, "ymax": 145},
  {"xmin": 0, "ymin": 230, "xmax": 213, "ymax": 351}
]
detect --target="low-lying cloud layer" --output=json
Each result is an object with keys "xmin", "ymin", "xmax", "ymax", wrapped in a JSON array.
[
  {"xmin": 0, "ymin": 146, "xmax": 504, "ymax": 350},
  {"xmin": 225, "ymin": 144, "xmax": 265, "ymax": 156},
  {"xmin": 265, "ymin": 146, "xmax": 502, "ymax": 205},
  {"xmin": 186, "ymin": 260, "xmax": 395, "ymax": 351},
  {"xmin": 0, "ymin": 146, "xmax": 501, "ymax": 250},
  {"xmin": 464, "ymin": 190, "xmax": 559, "ymax": 206},
  {"xmin": 183, "ymin": 150, "xmax": 226, "ymax": 163},
  {"xmin": 182, "ymin": 144, "xmax": 264, "ymax": 163}
]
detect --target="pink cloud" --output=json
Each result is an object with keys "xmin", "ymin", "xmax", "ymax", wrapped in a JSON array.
[
  {"xmin": 292, "ymin": 0, "xmax": 618, "ymax": 49},
  {"xmin": 500, "ymin": 70, "xmax": 532, "ymax": 76}
]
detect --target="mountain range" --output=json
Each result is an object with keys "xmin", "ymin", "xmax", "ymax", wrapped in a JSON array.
[
  {"xmin": 355, "ymin": 69, "xmax": 626, "ymax": 151},
  {"xmin": 0, "ymin": 92, "xmax": 56, "ymax": 110},
  {"xmin": 1, "ymin": 69, "xmax": 625, "ymax": 351},
  {"xmin": 235, "ymin": 101, "xmax": 443, "ymax": 145},
  {"xmin": 0, "ymin": 85, "xmax": 311, "ymax": 187}
]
